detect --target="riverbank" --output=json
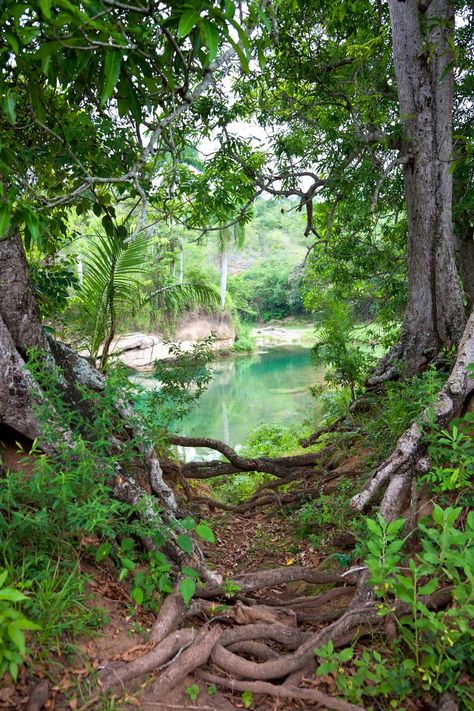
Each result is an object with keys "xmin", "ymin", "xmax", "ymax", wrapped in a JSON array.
[{"xmin": 104, "ymin": 319, "xmax": 316, "ymax": 370}]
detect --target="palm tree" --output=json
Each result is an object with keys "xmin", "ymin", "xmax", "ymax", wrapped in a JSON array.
[
  {"xmin": 217, "ymin": 222, "xmax": 245, "ymax": 310},
  {"xmin": 78, "ymin": 224, "xmax": 220, "ymax": 370}
]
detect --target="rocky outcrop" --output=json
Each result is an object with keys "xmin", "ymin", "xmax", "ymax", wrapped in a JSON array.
[{"xmin": 106, "ymin": 312, "xmax": 236, "ymax": 371}]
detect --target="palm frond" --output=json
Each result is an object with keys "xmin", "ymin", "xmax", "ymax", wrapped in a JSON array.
[
  {"xmin": 78, "ymin": 229, "xmax": 150, "ymax": 357},
  {"xmin": 145, "ymin": 281, "xmax": 220, "ymax": 316}
]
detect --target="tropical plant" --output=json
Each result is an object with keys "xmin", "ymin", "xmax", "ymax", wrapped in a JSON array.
[
  {"xmin": 312, "ymin": 298, "xmax": 376, "ymax": 400},
  {"xmin": 78, "ymin": 222, "xmax": 220, "ymax": 369},
  {"xmin": 78, "ymin": 222, "xmax": 150, "ymax": 369},
  {"xmin": 0, "ymin": 570, "xmax": 40, "ymax": 681}
]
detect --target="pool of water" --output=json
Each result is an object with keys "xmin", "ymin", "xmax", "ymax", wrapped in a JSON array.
[{"xmin": 165, "ymin": 346, "xmax": 325, "ymax": 458}]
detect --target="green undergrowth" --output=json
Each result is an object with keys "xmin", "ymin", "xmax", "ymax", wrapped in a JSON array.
[
  {"xmin": 0, "ymin": 356, "xmax": 212, "ymax": 683},
  {"xmin": 210, "ymin": 422, "xmax": 318, "ymax": 504},
  {"xmin": 315, "ymin": 506, "xmax": 474, "ymax": 710}
]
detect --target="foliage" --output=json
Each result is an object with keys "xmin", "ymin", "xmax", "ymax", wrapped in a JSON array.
[
  {"xmin": 228, "ymin": 260, "xmax": 305, "ymax": 323},
  {"xmin": 0, "ymin": 570, "xmax": 40, "ymax": 681},
  {"xmin": 424, "ymin": 417, "xmax": 474, "ymax": 494},
  {"xmin": 232, "ymin": 322, "xmax": 255, "ymax": 352},
  {"xmin": 77, "ymin": 223, "xmax": 150, "ymax": 366},
  {"xmin": 361, "ymin": 365, "xmax": 448, "ymax": 460},
  {"xmin": 0, "ymin": 355, "xmax": 216, "ymax": 664},
  {"xmin": 312, "ymin": 299, "xmax": 377, "ymax": 399},
  {"xmin": 315, "ymin": 507, "xmax": 474, "ymax": 708},
  {"xmin": 29, "ymin": 254, "xmax": 79, "ymax": 319},
  {"xmin": 185, "ymin": 684, "xmax": 201, "ymax": 702},
  {"xmin": 292, "ymin": 478, "xmax": 361, "ymax": 553},
  {"xmin": 134, "ymin": 337, "xmax": 215, "ymax": 432}
]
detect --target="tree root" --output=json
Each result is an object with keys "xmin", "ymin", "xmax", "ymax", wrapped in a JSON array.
[
  {"xmin": 168, "ymin": 434, "xmax": 334, "ymax": 480},
  {"xmin": 198, "ymin": 565, "xmax": 350, "ymax": 599},
  {"xmin": 196, "ymin": 671, "xmax": 366, "ymax": 711},
  {"xmin": 351, "ymin": 308, "xmax": 474, "ymax": 518},
  {"xmin": 149, "ymin": 625, "xmax": 222, "ymax": 697},
  {"xmin": 99, "ymin": 629, "xmax": 195, "ymax": 690},
  {"xmin": 189, "ymin": 486, "xmax": 324, "ymax": 513},
  {"xmin": 150, "ymin": 593, "xmax": 185, "ymax": 645}
]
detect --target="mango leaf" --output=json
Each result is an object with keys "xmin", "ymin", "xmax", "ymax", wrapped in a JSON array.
[
  {"xmin": 202, "ymin": 20, "xmax": 219, "ymax": 62},
  {"xmin": 179, "ymin": 576, "xmax": 196, "ymax": 605},
  {"xmin": 39, "ymin": 0, "xmax": 52, "ymax": 18},
  {"xmin": 178, "ymin": 9, "xmax": 199, "ymax": 39},
  {"xmin": 101, "ymin": 50, "xmax": 122, "ymax": 104},
  {"xmin": 30, "ymin": 86, "xmax": 46, "ymax": 123},
  {"xmin": 0, "ymin": 204, "xmax": 10, "ymax": 239},
  {"xmin": 6, "ymin": 33, "xmax": 19, "ymax": 54},
  {"xmin": 177, "ymin": 534, "xmax": 193, "ymax": 555},
  {"xmin": 3, "ymin": 93, "xmax": 17, "ymax": 125},
  {"xmin": 196, "ymin": 522, "xmax": 215, "ymax": 543}
]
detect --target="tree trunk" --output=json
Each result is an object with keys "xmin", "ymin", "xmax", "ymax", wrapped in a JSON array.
[
  {"xmin": 179, "ymin": 237, "xmax": 184, "ymax": 285},
  {"xmin": 220, "ymin": 243, "xmax": 228, "ymax": 310},
  {"xmin": 369, "ymin": 0, "xmax": 465, "ymax": 383},
  {"xmin": 457, "ymin": 228, "xmax": 474, "ymax": 313}
]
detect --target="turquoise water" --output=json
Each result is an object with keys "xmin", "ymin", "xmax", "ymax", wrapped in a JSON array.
[{"xmin": 171, "ymin": 347, "xmax": 326, "ymax": 456}]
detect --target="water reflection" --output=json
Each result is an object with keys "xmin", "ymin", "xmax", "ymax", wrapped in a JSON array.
[{"xmin": 175, "ymin": 346, "xmax": 325, "ymax": 459}]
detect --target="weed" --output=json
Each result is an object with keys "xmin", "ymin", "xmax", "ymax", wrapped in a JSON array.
[
  {"xmin": 185, "ymin": 684, "xmax": 201, "ymax": 701},
  {"xmin": 316, "ymin": 507, "xmax": 474, "ymax": 708}
]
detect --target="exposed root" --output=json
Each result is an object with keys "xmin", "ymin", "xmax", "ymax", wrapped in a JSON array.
[
  {"xmin": 99, "ymin": 629, "xmax": 195, "ymax": 690},
  {"xmin": 168, "ymin": 434, "xmax": 334, "ymax": 480},
  {"xmin": 226, "ymin": 640, "xmax": 280, "ymax": 661},
  {"xmin": 189, "ymin": 487, "xmax": 324, "ymax": 513},
  {"xmin": 351, "ymin": 308, "xmax": 474, "ymax": 518},
  {"xmin": 26, "ymin": 680, "xmax": 50, "ymax": 711},
  {"xmin": 198, "ymin": 565, "xmax": 351, "ymax": 599},
  {"xmin": 149, "ymin": 625, "xmax": 222, "ymax": 697},
  {"xmin": 196, "ymin": 671, "xmax": 366, "ymax": 711},
  {"xmin": 299, "ymin": 416, "xmax": 348, "ymax": 448},
  {"xmin": 150, "ymin": 593, "xmax": 185, "ymax": 645}
]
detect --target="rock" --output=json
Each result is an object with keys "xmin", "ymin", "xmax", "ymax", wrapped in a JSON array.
[{"xmin": 97, "ymin": 312, "xmax": 237, "ymax": 371}]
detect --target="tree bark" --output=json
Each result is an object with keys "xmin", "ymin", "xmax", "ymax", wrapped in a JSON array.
[{"xmin": 369, "ymin": 0, "xmax": 465, "ymax": 383}]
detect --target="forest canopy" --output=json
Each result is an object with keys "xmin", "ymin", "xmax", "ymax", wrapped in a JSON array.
[{"xmin": 0, "ymin": 1, "xmax": 473, "ymax": 709}]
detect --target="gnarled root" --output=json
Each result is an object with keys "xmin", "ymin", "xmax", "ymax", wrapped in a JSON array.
[
  {"xmin": 352, "ymin": 308, "xmax": 474, "ymax": 518},
  {"xmin": 196, "ymin": 671, "xmax": 366, "ymax": 711}
]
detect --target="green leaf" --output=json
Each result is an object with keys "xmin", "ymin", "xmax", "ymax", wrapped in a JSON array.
[
  {"xmin": 227, "ymin": 35, "xmax": 249, "ymax": 73},
  {"xmin": 195, "ymin": 522, "xmax": 215, "ymax": 543},
  {"xmin": 131, "ymin": 586, "xmax": 144, "ymax": 605},
  {"xmin": 7, "ymin": 624, "xmax": 26, "ymax": 655},
  {"xmin": 178, "ymin": 9, "xmax": 200, "ymax": 38},
  {"xmin": 338, "ymin": 647, "xmax": 354, "ymax": 662},
  {"xmin": 202, "ymin": 20, "xmax": 219, "ymax": 62},
  {"xmin": 0, "ymin": 204, "xmax": 10, "ymax": 239},
  {"xmin": 39, "ymin": 0, "xmax": 52, "ymax": 18},
  {"xmin": 179, "ymin": 576, "xmax": 196, "ymax": 605},
  {"xmin": 101, "ymin": 50, "xmax": 122, "ymax": 105},
  {"xmin": 366, "ymin": 517, "xmax": 381, "ymax": 536},
  {"xmin": 177, "ymin": 534, "xmax": 193, "ymax": 555},
  {"xmin": 30, "ymin": 86, "xmax": 46, "ymax": 123},
  {"xmin": 3, "ymin": 93, "xmax": 17, "ymax": 125},
  {"xmin": 6, "ymin": 33, "xmax": 19, "ymax": 54},
  {"xmin": 418, "ymin": 578, "xmax": 439, "ymax": 596},
  {"xmin": 0, "ymin": 589, "xmax": 27, "ymax": 602}
]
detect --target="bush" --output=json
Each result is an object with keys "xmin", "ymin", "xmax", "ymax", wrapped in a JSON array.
[
  {"xmin": 315, "ymin": 506, "xmax": 474, "ymax": 708},
  {"xmin": 228, "ymin": 260, "xmax": 305, "ymax": 322}
]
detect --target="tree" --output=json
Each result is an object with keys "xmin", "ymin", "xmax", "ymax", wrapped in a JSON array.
[
  {"xmin": 217, "ymin": 222, "xmax": 245, "ymax": 309},
  {"xmin": 371, "ymin": 0, "xmax": 465, "ymax": 382},
  {"xmin": 232, "ymin": 0, "xmax": 473, "ymax": 380},
  {"xmin": 0, "ymin": 0, "xmax": 252, "ymax": 578}
]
